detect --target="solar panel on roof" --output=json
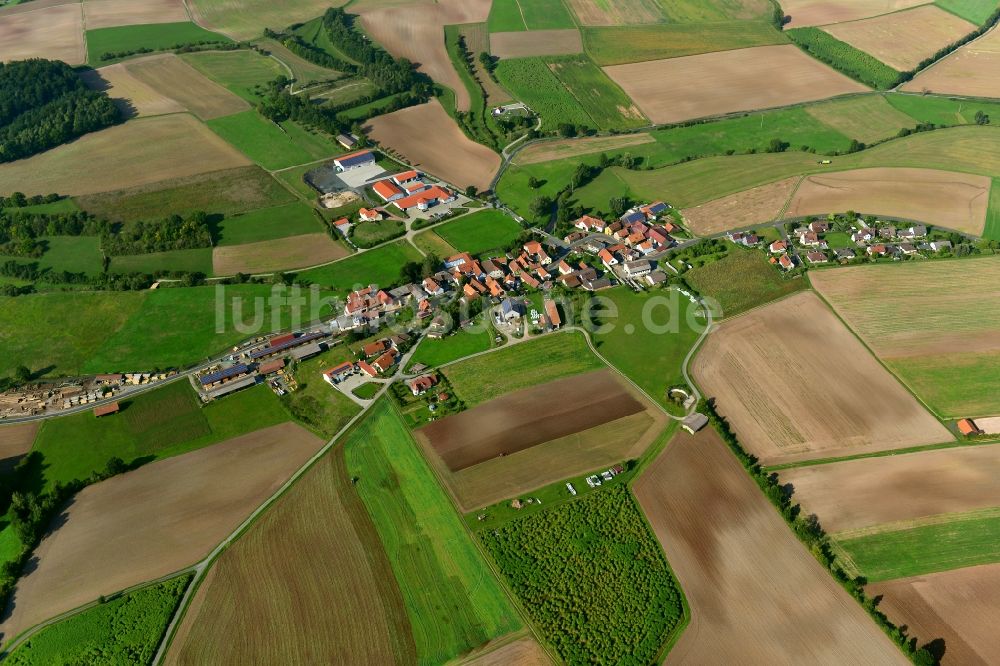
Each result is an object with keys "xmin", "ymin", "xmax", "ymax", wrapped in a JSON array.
[
  {"xmin": 248, "ymin": 332, "xmax": 326, "ymax": 359},
  {"xmin": 200, "ymin": 364, "xmax": 249, "ymax": 385}
]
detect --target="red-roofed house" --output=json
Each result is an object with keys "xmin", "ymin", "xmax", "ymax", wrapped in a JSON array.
[
  {"xmin": 770, "ymin": 240, "xmax": 788, "ymax": 253},
  {"xmin": 372, "ymin": 349, "xmax": 397, "ymax": 373},
  {"xmin": 373, "ymin": 180, "xmax": 404, "ymax": 202},
  {"xmin": 322, "ymin": 361, "xmax": 354, "ymax": 385},
  {"xmin": 393, "ymin": 170, "xmax": 420, "ymax": 185},
  {"xmin": 778, "ymin": 254, "xmax": 795, "ymax": 270},
  {"xmin": 574, "ymin": 215, "xmax": 606, "ymax": 232},
  {"xmin": 544, "ymin": 299, "xmax": 561, "ymax": 328},
  {"xmin": 423, "ymin": 277, "xmax": 444, "ymax": 296},
  {"xmin": 519, "ymin": 271, "xmax": 540, "ymax": 289},
  {"xmin": 332, "ymin": 217, "xmax": 350, "ymax": 236},
  {"xmin": 407, "ymin": 374, "xmax": 437, "ymax": 396},
  {"xmin": 359, "ymin": 208, "xmax": 382, "ymax": 221},
  {"xmin": 358, "ymin": 360, "xmax": 378, "ymax": 377},
  {"xmin": 393, "ymin": 186, "xmax": 455, "ymax": 212},
  {"xmin": 598, "ymin": 248, "xmax": 618, "ymax": 267}
]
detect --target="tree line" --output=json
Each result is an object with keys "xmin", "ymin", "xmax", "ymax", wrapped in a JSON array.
[{"xmin": 0, "ymin": 59, "xmax": 119, "ymax": 162}]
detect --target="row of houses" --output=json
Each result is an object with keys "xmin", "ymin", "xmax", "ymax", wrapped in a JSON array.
[{"xmin": 372, "ymin": 169, "xmax": 457, "ymax": 213}]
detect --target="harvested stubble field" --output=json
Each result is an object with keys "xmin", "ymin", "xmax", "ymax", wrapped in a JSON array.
[
  {"xmin": 822, "ymin": 5, "xmax": 975, "ymax": 72},
  {"xmin": 783, "ymin": 167, "xmax": 991, "ymax": 235},
  {"xmin": 804, "ymin": 94, "xmax": 916, "ymax": 145},
  {"xmin": 781, "ymin": 0, "xmax": 927, "ymax": 27},
  {"xmin": 902, "ymin": 24, "xmax": 1000, "ymax": 98},
  {"xmin": 0, "ymin": 114, "xmax": 250, "ymax": 197},
  {"xmin": 357, "ymin": 0, "xmax": 490, "ymax": 112},
  {"xmin": 0, "ymin": 3, "xmax": 85, "ymax": 65},
  {"xmin": 80, "ymin": 63, "xmax": 185, "ymax": 118},
  {"xmin": 514, "ymin": 133, "xmax": 654, "ymax": 165},
  {"xmin": 780, "ymin": 444, "xmax": 1000, "ymax": 534},
  {"xmin": 366, "ymin": 99, "xmax": 501, "ymax": 191},
  {"xmin": 603, "ymin": 45, "xmax": 868, "ymax": 125},
  {"xmin": 83, "ymin": 0, "xmax": 189, "ymax": 29},
  {"xmin": 0, "ymin": 422, "xmax": 37, "ymax": 472},
  {"xmin": 0, "ymin": 422, "xmax": 325, "ymax": 643},
  {"xmin": 189, "ymin": 0, "xmax": 348, "ymax": 40},
  {"xmin": 869, "ymin": 563, "xmax": 1000, "ymax": 666},
  {"xmin": 634, "ymin": 428, "xmax": 908, "ymax": 664},
  {"xmin": 212, "ymin": 233, "xmax": 348, "ymax": 275},
  {"xmin": 124, "ymin": 53, "xmax": 249, "ymax": 120},
  {"xmin": 422, "ymin": 371, "xmax": 643, "ymax": 469},
  {"xmin": 681, "ymin": 176, "xmax": 800, "ymax": 235},
  {"xmin": 165, "ymin": 448, "xmax": 415, "ymax": 665},
  {"xmin": 811, "ymin": 258, "xmax": 1000, "ymax": 416},
  {"xmin": 461, "ymin": 634, "xmax": 550, "ymax": 666},
  {"xmin": 490, "ymin": 29, "xmax": 582, "ymax": 57},
  {"xmin": 691, "ymin": 291, "xmax": 952, "ymax": 466}
]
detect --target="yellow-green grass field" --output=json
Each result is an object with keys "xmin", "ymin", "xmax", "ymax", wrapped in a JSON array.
[
  {"xmin": 811, "ymin": 257, "xmax": 1000, "ymax": 417},
  {"xmin": 433, "ymin": 210, "xmax": 523, "ymax": 256},
  {"xmin": 488, "ymin": 0, "xmax": 577, "ymax": 31},
  {"xmin": 804, "ymin": 94, "xmax": 918, "ymax": 145},
  {"xmin": 987, "ymin": 178, "xmax": 1000, "ymax": 241},
  {"xmin": 296, "ymin": 240, "xmax": 421, "ymax": 294},
  {"xmin": 74, "ymin": 166, "xmax": 294, "ymax": 222},
  {"xmin": 583, "ymin": 22, "xmax": 786, "ymax": 65},
  {"xmin": 109, "ymin": 247, "xmax": 214, "ymax": 275},
  {"xmin": 684, "ymin": 249, "xmax": 805, "ymax": 319},
  {"xmin": 0, "ymin": 236, "xmax": 104, "ymax": 277},
  {"xmin": 280, "ymin": 346, "xmax": 360, "ymax": 439},
  {"xmin": 207, "ymin": 110, "xmax": 343, "ymax": 171},
  {"xmin": 412, "ymin": 229, "xmax": 457, "ymax": 258},
  {"xmin": 181, "ymin": 49, "xmax": 287, "ymax": 102},
  {"xmin": 190, "ymin": 0, "xmax": 349, "ymax": 41},
  {"xmin": 215, "ymin": 201, "xmax": 323, "ymax": 246},
  {"xmin": 409, "ymin": 326, "xmax": 494, "ymax": 369},
  {"xmin": 443, "ymin": 331, "xmax": 604, "ymax": 406},
  {"xmin": 343, "ymin": 401, "xmax": 522, "ymax": 663}
]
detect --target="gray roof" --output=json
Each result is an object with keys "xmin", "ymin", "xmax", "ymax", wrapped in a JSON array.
[
  {"xmin": 291, "ymin": 342, "xmax": 323, "ymax": 360},
  {"xmin": 682, "ymin": 412, "xmax": 709, "ymax": 432},
  {"xmin": 205, "ymin": 375, "xmax": 257, "ymax": 400}
]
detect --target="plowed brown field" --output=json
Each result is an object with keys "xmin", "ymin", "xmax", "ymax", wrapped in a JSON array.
[
  {"xmin": 211, "ymin": 233, "xmax": 348, "ymax": 275},
  {"xmin": 366, "ymin": 99, "xmax": 501, "ymax": 191},
  {"xmin": 682, "ymin": 176, "xmax": 800, "ymax": 235},
  {"xmin": 822, "ymin": 5, "xmax": 975, "ymax": 71},
  {"xmin": 783, "ymin": 167, "xmax": 991, "ymax": 235},
  {"xmin": 461, "ymin": 634, "xmax": 551, "ymax": 666},
  {"xmin": 604, "ymin": 45, "xmax": 867, "ymax": 125},
  {"xmin": 0, "ymin": 422, "xmax": 37, "ymax": 472},
  {"xmin": 418, "ymin": 369, "xmax": 644, "ymax": 471},
  {"xmin": 869, "ymin": 563, "xmax": 1000, "ymax": 665},
  {"xmin": 357, "ymin": 0, "xmax": 491, "ymax": 111},
  {"xmin": 780, "ymin": 444, "xmax": 1000, "ymax": 534},
  {"xmin": 0, "ymin": 422, "xmax": 323, "ymax": 642},
  {"xmin": 781, "ymin": 0, "xmax": 927, "ymax": 28},
  {"xmin": 902, "ymin": 24, "xmax": 1000, "ymax": 98},
  {"xmin": 165, "ymin": 447, "xmax": 415, "ymax": 665},
  {"xmin": 0, "ymin": 3, "xmax": 84, "ymax": 65},
  {"xmin": 83, "ymin": 0, "xmax": 189, "ymax": 29},
  {"xmin": 634, "ymin": 428, "xmax": 908, "ymax": 664},
  {"xmin": 691, "ymin": 291, "xmax": 952, "ymax": 465}
]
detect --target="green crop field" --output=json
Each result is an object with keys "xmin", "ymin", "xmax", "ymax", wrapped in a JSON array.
[
  {"xmin": 804, "ymin": 95, "xmax": 917, "ymax": 145},
  {"xmin": 787, "ymin": 28, "xmax": 900, "ymax": 89},
  {"xmin": 343, "ymin": 401, "xmax": 521, "ymax": 663},
  {"xmin": 109, "ymin": 247, "xmax": 214, "ymax": 276},
  {"xmin": 588, "ymin": 287, "xmax": 703, "ymax": 408},
  {"xmin": 182, "ymin": 50, "xmax": 287, "ymax": 102},
  {"xmin": 480, "ymin": 484, "xmax": 685, "ymax": 665},
  {"xmin": 351, "ymin": 219, "xmax": 405, "ymax": 248},
  {"xmin": 409, "ymin": 327, "xmax": 494, "ymax": 369},
  {"xmin": 935, "ymin": 0, "xmax": 998, "ymax": 24},
  {"xmin": 684, "ymin": 249, "xmax": 805, "ymax": 319},
  {"xmin": 838, "ymin": 512, "xmax": 1000, "ymax": 581},
  {"xmin": 296, "ymin": 241, "xmax": 421, "ymax": 294},
  {"xmin": 86, "ymin": 22, "xmax": 232, "ymax": 64},
  {"xmin": 985, "ymin": 178, "xmax": 1000, "ymax": 241},
  {"xmin": 6, "ymin": 576, "xmax": 190, "ymax": 665},
  {"xmin": 281, "ymin": 347, "xmax": 360, "ymax": 438},
  {"xmin": 443, "ymin": 331, "xmax": 603, "ymax": 406},
  {"xmin": 74, "ymin": 166, "xmax": 294, "ymax": 223},
  {"xmin": 351, "ymin": 382, "xmax": 381, "ymax": 400},
  {"xmin": 433, "ymin": 210, "xmax": 523, "ymax": 256},
  {"xmin": 15, "ymin": 199, "xmax": 80, "ymax": 215},
  {"xmin": 207, "ymin": 111, "xmax": 342, "ymax": 170},
  {"xmin": 519, "ymin": 0, "xmax": 577, "ymax": 29},
  {"xmin": 488, "ymin": 0, "xmax": 527, "ymax": 31},
  {"xmin": 584, "ymin": 22, "xmax": 786, "ymax": 65},
  {"xmin": 216, "ymin": 202, "xmax": 322, "ymax": 246},
  {"xmin": 32, "ymin": 381, "xmax": 288, "ymax": 491},
  {"xmin": 412, "ymin": 229, "xmax": 457, "ymax": 257},
  {"xmin": 546, "ymin": 56, "xmax": 647, "ymax": 129},
  {"xmin": 2, "ymin": 236, "xmax": 105, "ymax": 276},
  {"xmin": 885, "ymin": 93, "xmax": 1000, "ymax": 127},
  {"xmin": 658, "ymin": 0, "xmax": 775, "ymax": 22},
  {"xmin": 496, "ymin": 58, "xmax": 593, "ymax": 130}
]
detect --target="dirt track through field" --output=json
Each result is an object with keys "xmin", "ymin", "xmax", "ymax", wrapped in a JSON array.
[
  {"xmin": 125, "ymin": 53, "xmax": 249, "ymax": 120},
  {"xmin": 902, "ymin": 24, "xmax": 1000, "ymax": 98},
  {"xmin": 0, "ymin": 422, "xmax": 324, "ymax": 642},
  {"xmin": 0, "ymin": 3, "xmax": 85, "ymax": 65},
  {"xmin": 634, "ymin": 428, "xmax": 908, "ymax": 664},
  {"xmin": 783, "ymin": 167, "xmax": 990, "ymax": 235},
  {"xmin": 357, "ymin": 0, "xmax": 491, "ymax": 112},
  {"xmin": 0, "ymin": 114, "xmax": 251, "ymax": 197},
  {"xmin": 83, "ymin": 0, "xmax": 189, "ymax": 29},
  {"xmin": 366, "ymin": 99, "xmax": 501, "ymax": 191},
  {"xmin": 822, "ymin": 5, "xmax": 975, "ymax": 71},
  {"xmin": 691, "ymin": 291, "xmax": 952, "ymax": 465},
  {"xmin": 869, "ymin": 563, "xmax": 1000, "ymax": 665},
  {"xmin": 780, "ymin": 444, "xmax": 1000, "ymax": 533},
  {"xmin": 781, "ymin": 0, "xmax": 927, "ymax": 27},
  {"xmin": 604, "ymin": 45, "xmax": 867, "ymax": 125},
  {"xmin": 212, "ymin": 233, "xmax": 348, "ymax": 275},
  {"xmin": 0, "ymin": 422, "xmax": 38, "ymax": 473},
  {"xmin": 682, "ymin": 176, "xmax": 800, "ymax": 235},
  {"xmin": 417, "ymin": 369, "xmax": 643, "ymax": 471},
  {"xmin": 491, "ymin": 29, "xmax": 583, "ymax": 57}
]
